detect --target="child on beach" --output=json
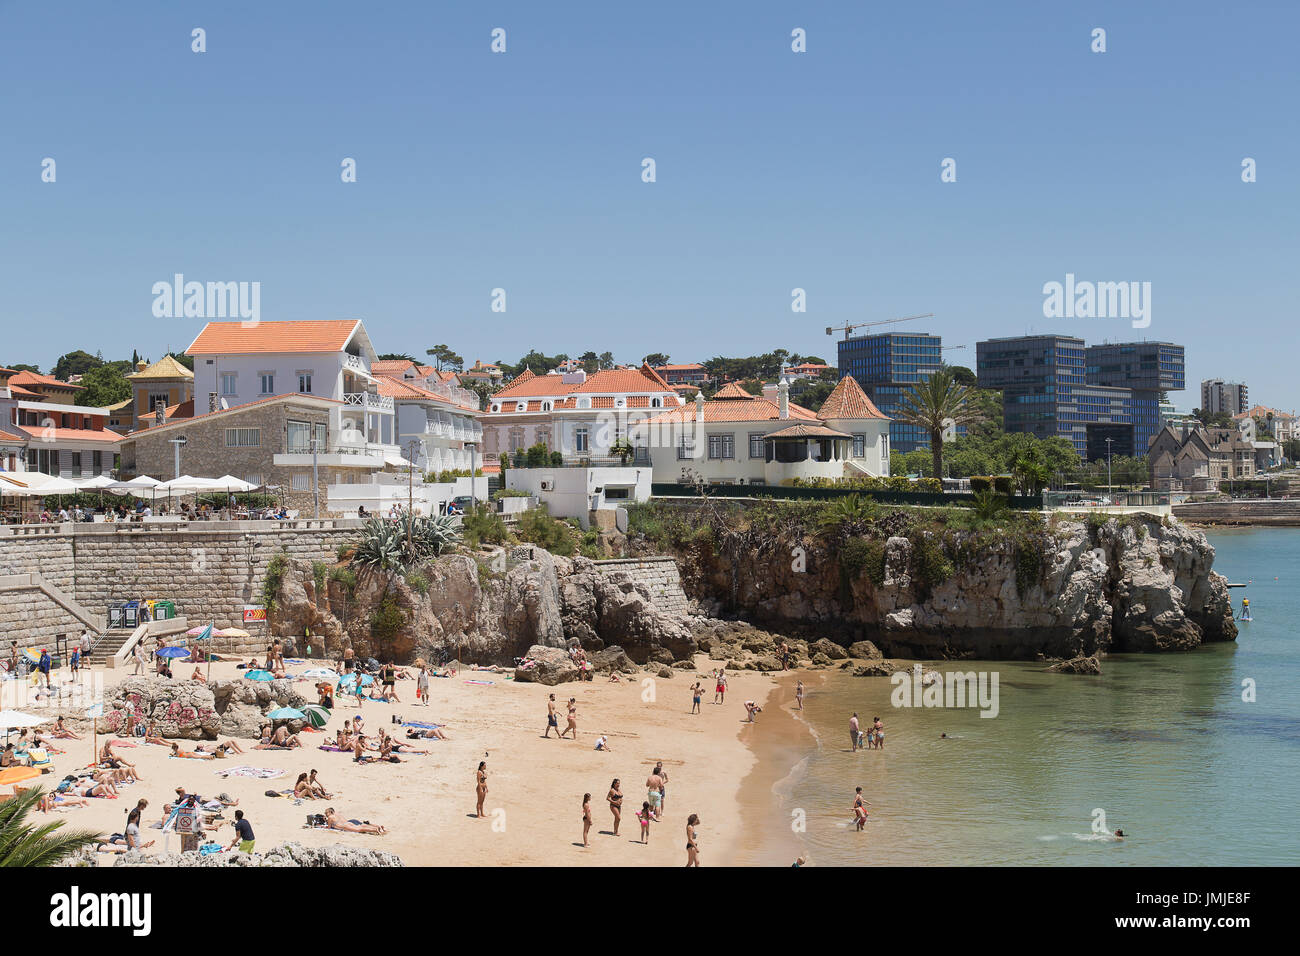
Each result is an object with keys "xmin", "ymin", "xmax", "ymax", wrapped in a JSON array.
[
  {"xmin": 691, "ymin": 682, "xmax": 702, "ymax": 714},
  {"xmin": 852, "ymin": 787, "xmax": 870, "ymax": 831},
  {"xmin": 637, "ymin": 802, "xmax": 652, "ymax": 843}
]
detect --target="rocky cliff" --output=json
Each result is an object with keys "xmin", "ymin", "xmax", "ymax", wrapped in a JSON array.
[
  {"xmin": 656, "ymin": 509, "xmax": 1236, "ymax": 659},
  {"xmin": 266, "ymin": 511, "xmax": 1235, "ymax": 668}
]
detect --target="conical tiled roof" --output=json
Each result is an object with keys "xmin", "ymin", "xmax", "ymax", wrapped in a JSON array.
[
  {"xmin": 714, "ymin": 382, "xmax": 756, "ymax": 399},
  {"xmin": 126, "ymin": 354, "xmax": 194, "ymax": 381},
  {"xmin": 817, "ymin": 375, "xmax": 888, "ymax": 421}
]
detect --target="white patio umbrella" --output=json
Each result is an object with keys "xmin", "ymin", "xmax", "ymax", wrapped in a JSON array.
[
  {"xmin": 76, "ymin": 474, "xmax": 118, "ymax": 490},
  {"xmin": 0, "ymin": 709, "xmax": 48, "ymax": 745}
]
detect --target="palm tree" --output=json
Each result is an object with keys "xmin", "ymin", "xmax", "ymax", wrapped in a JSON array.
[
  {"xmin": 894, "ymin": 369, "xmax": 982, "ymax": 481},
  {"xmin": 0, "ymin": 787, "xmax": 101, "ymax": 867}
]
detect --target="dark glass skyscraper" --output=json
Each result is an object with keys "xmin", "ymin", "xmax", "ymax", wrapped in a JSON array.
[
  {"xmin": 836, "ymin": 332, "xmax": 944, "ymax": 453},
  {"xmin": 976, "ymin": 335, "xmax": 1185, "ymax": 459}
]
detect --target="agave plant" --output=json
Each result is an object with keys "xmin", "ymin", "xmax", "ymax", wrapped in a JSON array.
[
  {"xmin": 350, "ymin": 514, "xmax": 463, "ymax": 575},
  {"xmin": 0, "ymin": 787, "xmax": 101, "ymax": 867}
]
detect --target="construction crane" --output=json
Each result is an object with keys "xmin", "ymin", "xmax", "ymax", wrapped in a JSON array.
[{"xmin": 825, "ymin": 313, "xmax": 934, "ymax": 340}]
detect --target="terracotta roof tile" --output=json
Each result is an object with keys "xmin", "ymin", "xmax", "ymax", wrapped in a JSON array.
[
  {"xmin": 817, "ymin": 376, "xmax": 889, "ymax": 421},
  {"xmin": 713, "ymin": 382, "xmax": 756, "ymax": 400},
  {"xmin": 8, "ymin": 370, "xmax": 82, "ymax": 391},
  {"xmin": 641, "ymin": 396, "xmax": 819, "ymax": 425},
  {"xmin": 187, "ymin": 320, "xmax": 360, "ymax": 355},
  {"xmin": 372, "ymin": 359, "xmax": 417, "ymax": 374},
  {"xmin": 0, "ymin": 430, "xmax": 25, "ymax": 443}
]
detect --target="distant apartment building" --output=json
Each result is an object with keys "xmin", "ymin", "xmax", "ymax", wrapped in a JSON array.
[
  {"xmin": 461, "ymin": 360, "xmax": 504, "ymax": 386},
  {"xmin": 836, "ymin": 332, "xmax": 945, "ymax": 454},
  {"xmin": 654, "ymin": 363, "xmax": 710, "ymax": 387},
  {"xmin": 0, "ymin": 368, "xmax": 119, "ymax": 478},
  {"xmin": 976, "ymin": 335, "xmax": 1185, "ymax": 459},
  {"xmin": 1201, "ymin": 379, "xmax": 1248, "ymax": 416},
  {"xmin": 1234, "ymin": 405, "xmax": 1298, "ymax": 446}
]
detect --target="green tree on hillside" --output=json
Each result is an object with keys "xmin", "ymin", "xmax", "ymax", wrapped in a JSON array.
[
  {"xmin": 643, "ymin": 352, "xmax": 670, "ymax": 367},
  {"xmin": 76, "ymin": 364, "xmax": 131, "ymax": 407}
]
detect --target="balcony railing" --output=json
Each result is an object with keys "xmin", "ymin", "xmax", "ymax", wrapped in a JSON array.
[
  {"xmin": 343, "ymin": 353, "xmax": 370, "ymax": 374},
  {"xmin": 343, "ymin": 392, "xmax": 394, "ymax": 412}
]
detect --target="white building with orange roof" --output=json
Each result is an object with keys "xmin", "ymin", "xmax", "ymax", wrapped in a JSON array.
[
  {"xmin": 186, "ymin": 319, "xmax": 402, "ymax": 464},
  {"xmin": 482, "ymin": 363, "xmax": 682, "ymax": 465},
  {"xmin": 633, "ymin": 377, "xmax": 890, "ymax": 485},
  {"xmin": 0, "ymin": 368, "xmax": 120, "ymax": 479}
]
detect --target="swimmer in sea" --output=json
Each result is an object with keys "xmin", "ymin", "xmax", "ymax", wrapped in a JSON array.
[{"xmin": 1114, "ymin": 829, "xmax": 1125, "ymax": 839}]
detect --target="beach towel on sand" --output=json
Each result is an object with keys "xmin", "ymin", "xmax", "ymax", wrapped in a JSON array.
[
  {"xmin": 213, "ymin": 766, "xmax": 286, "ymax": 780},
  {"xmin": 402, "ymin": 721, "xmax": 442, "ymax": 730},
  {"xmin": 318, "ymin": 745, "xmax": 349, "ymax": 752},
  {"xmin": 462, "ymin": 679, "xmax": 494, "ymax": 686}
]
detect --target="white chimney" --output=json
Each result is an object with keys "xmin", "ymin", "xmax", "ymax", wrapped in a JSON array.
[
  {"xmin": 778, "ymin": 381, "xmax": 789, "ymax": 420},
  {"xmin": 694, "ymin": 390, "xmax": 705, "ymax": 424}
]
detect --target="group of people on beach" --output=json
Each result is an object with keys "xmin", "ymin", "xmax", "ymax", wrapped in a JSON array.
[{"xmin": 849, "ymin": 712, "xmax": 885, "ymax": 751}]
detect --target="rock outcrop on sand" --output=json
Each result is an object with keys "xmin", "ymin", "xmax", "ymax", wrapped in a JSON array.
[
  {"xmin": 101, "ymin": 675, "xmax": 308, "ymax": 741},
  {"xmin": 271, "ymin": 551, "xmax": 696, "ymax": 669},
  {"xmin": 112, "ymin": 842, "xmax": 402, "ymax": 867},
  {"xmin": 666, "ymin": 513, "xmax": 1236, "ymax": 661}
]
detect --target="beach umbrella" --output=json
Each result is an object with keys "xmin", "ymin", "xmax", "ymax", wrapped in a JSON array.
[
  {"xmin": 215, "ymin": 627, "xmax": 249, "ymax": 638},
  {"xmin": 243, "ymin": 669, "xmax": 275, "ymax": 682},
  {"xmin": 302, "ymin": 668, "xmax": 339, "ymax": 680},
  {"xmin": 185, "ymin": 626, "xmax": 208, "ymax": 637},
  {"xmin": 0, "ymin": 766, "xmax": 40, "ymax": 786},
  {"xmin": 300, "ymin": 704, "xmax": 331, "ymax": 728},
  {"xmin": 0, "ymin": 710, "xmax": 47, "ymax": 746},
  {"xmin": 155, "ymin": 646, "xmax": 190, "ymax": 658},
  {"xmin": 337, "ymin": 673, "xmax": 373, "ymax": 688},
  {"xmin": 267, "ymin": 707, "xmax": 304, "ymax": 722}
]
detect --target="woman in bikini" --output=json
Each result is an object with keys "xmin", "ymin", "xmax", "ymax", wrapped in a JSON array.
[
  {"xmin": 51, "ymin": 716, "xmax": 82, "ymax": 739},
  {"xmin": 142, "ymin": 722, "xmax": 169, "ymax": 747},
  {"xmin": 607, "ymin": 778, "xmax": 623, "ymax": 836},
  {"xmin": 582, "ymin": 793, "xmax": 593, "ymax": 847},
  {"xmin": 686, "ymin": 813, "xmax": 701, "ymax": 867},
  {"xmin": 170, "ymin": 742, "xmax": 215, "ymax": 760},
  {"xmin": 873, "ymin": 716, "xmax": 885, "ymax": 750},
  {"xmin": 293, "ymin": 773, "xmax": 316, "ymax": 799},
  {"xmin": 475, "ymin": 761, "xmax": 488, "ymax": 818},
  {"xmin": 559, "ymin": 697, "xmax": 578, "ymax": 739}
]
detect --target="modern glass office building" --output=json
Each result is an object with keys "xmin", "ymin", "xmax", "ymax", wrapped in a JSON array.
[
  {"xmin": 976, "ymin": 335, "xmax": 1183, "ymax": 459},
  {"xmin": 836, "ymin": 332, "xmax": 945, "ymax": 453}
]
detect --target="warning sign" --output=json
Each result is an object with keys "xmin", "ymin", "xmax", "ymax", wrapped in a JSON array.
[{"xmin": 243, "ymin": 605, "xmax": 267, "ymax": 624}]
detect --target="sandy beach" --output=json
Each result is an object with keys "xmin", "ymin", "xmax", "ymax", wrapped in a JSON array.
[{"xmin": 19, "ymin": 656, "xmax": 781, "ymax": 867}]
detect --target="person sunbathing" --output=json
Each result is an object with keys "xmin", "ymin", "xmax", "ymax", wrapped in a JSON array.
[
  {"xmin": 293, "ymin": 773, "xmax": 318, "ymax": 799},
  {"xmin": 75, "ymin": 779, "xmax": 117, "ymax": 798},
  {"xmin": 191, "ymin": 667, "xmax": 207, "ymax": 683},
  {"xmin": 406, "ymin": 726, "xmax": 448, "ymax": 740},
  {"xmin": 142, "ymin": 722, "xmax": 169, "ymax": 746},
  {"xmin": 170, "ymin": 742, "xmax": 215, "ymax": 760},
  {"xmin": 95, "ymin": 766, "xmax": 135, "ymax": 786},
  {"xmin": 388, "ymin": 739, "xmax": 428, "ymax": 755},
  {"xmin": 51, "ymin": 716, "xmax": 82, "ymax": 739},
  {"xmin": 40, "ymin": 791, "xmax": 91, "ymax": 811},
  {"xmin": 324, "ymin": 807, "xmax": 386, "ymax": 834},
  {"xmin": 270, "ymin": 726, "xmax": 302, "ymax": 748}
]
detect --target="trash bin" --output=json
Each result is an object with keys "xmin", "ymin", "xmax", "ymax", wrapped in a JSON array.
[
  {"xmin": 123, "ymin": 602, "xmax": 139, "ymax": 628},
  {"xmin": 156, "ymin": 600, "xmax": 176, "ymax": 620},
  {"xmin": 108, "ymin": 603, "xmax": 126, "ymax": 629}
]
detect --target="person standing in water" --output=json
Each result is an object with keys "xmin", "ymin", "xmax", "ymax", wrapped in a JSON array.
[
  {"xmin": 795, "ymin": 680, "xmax": 804, "ymax": 711},
  {"xmin": 849, "ymin": 713, "xmax": 860, "ymax": 752},
  {"xmin": 852, "ymin": 787, "xmax": 870, "ymax": 831},
  {"xmin": 873, "ymin": 716, "xmax": 885, "ymax": 750}
]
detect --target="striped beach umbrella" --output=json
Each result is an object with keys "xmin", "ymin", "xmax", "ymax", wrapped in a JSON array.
[{"xmin": 300, "ymin": 704, "xmax": 331, "ymax": 728}]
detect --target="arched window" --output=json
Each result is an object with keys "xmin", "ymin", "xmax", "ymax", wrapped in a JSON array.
[
  {"xmin": 516, "ymin": 402, "xmax": 526, "ymax": 412},
  {"xmin": 651, "ymin": 398, "xmax": 661, "ymax": 408},
  {"xmin": 542, "ymin": 401, "xmax": 552, "ymax": 412},
  {"xmin": 577, "ymin": 397, "xmax": 591, "ymax": 409}
]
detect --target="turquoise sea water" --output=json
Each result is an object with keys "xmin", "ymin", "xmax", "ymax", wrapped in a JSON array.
[{"xmin": 738, "ymin": 528, "xmax": 1300, "ymax": 866}]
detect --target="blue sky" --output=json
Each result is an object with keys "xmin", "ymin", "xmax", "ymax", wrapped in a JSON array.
[{"xmin": 1, "ymin": 0, "xmax": 1295, "ymax": 407}]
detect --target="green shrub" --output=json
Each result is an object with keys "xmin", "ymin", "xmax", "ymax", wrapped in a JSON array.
[
  {"xmin": 524, "ymin": 442, "xmax": 550, "ymax": 468},
  {"xmin": 369, "ymin": 593, "xmax": 408, "ymax": 645},
  {"xmin": 461, "ymin": 504, "xmax": 510, "ymax": 547},
  {"xmin": 405, "ymin": 570, "xmax": 430, "ymax": 595},
  {"xmin": 516, "ymin": 505, "xmax": 576, "ymax": 556},
  {"xmin": 328, "ymin": 566, "xmax": 357, "ymax": 594},
  {"xmin": 494, "ymin": 488, "xmax": 531, "ymax": 499},
  {"xmin": 311, "ymin": 561, "xmax": 329, "ymax": 596},
  {"xmin": 261, "ymin": 553, "xmax": 288, "ymax": 611},
  {"xmin": 840, "ymin": 536, "xmax": 887, "ymax": 589},
  {"xmin": 549, "ymin": 451, "xmax": 564, "ymax": 467}
]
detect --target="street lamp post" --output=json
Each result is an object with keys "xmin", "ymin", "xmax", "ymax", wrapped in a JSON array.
[
  {"xmin": 466, "ymin": 441, "xmax": 478, "ymax": 512},
  {"xmin": 1104, "ymin": 437, "xmax": 1114, "ymax": 501}
]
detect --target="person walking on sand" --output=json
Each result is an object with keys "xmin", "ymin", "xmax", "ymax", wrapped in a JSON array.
[
  {"xmin": 653, "ymin": 761, "xmax": 668, "ymax": 812},
  {"xmin": 559, "ymin": 697, "xmax": 578, "ymax": 739},
  {"xmin": 849, "ymin": 713, "xmax": 860, "ymax": 752},
  {"xmin": 685, "ymin": 813, "xmax": 701, "ymax": 866},
  {"xmin": 646, "ymin": 767, "xmax": 664, "ymax": 819},
  {"xmin": 795, "ymin": 680, "xmax": 804, "ymax": 711},
  {"xmin": 544, "ymin": 694, "xmax": 560, "ymax": 738},
  {"xmin": 607, "ymin": 779, "xmax": 623, "ymax": 836},
  {"xmin": 228, "ymin": 810, "xmax": 255, "ymax": 853},
  {"xmin": 582, "ymin": 793, "xmax": 593, "ymax": 847},
  {"xmin": 690, "ymin": 681, "xmax": 702, "ymax": 715},
  {"xmin": 475, "ymin": 761, "xmax": 488, "ymax": 818},
  {"xmin": 416, "ymin": 663, "xmax": 430, "ymax": 706}
]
